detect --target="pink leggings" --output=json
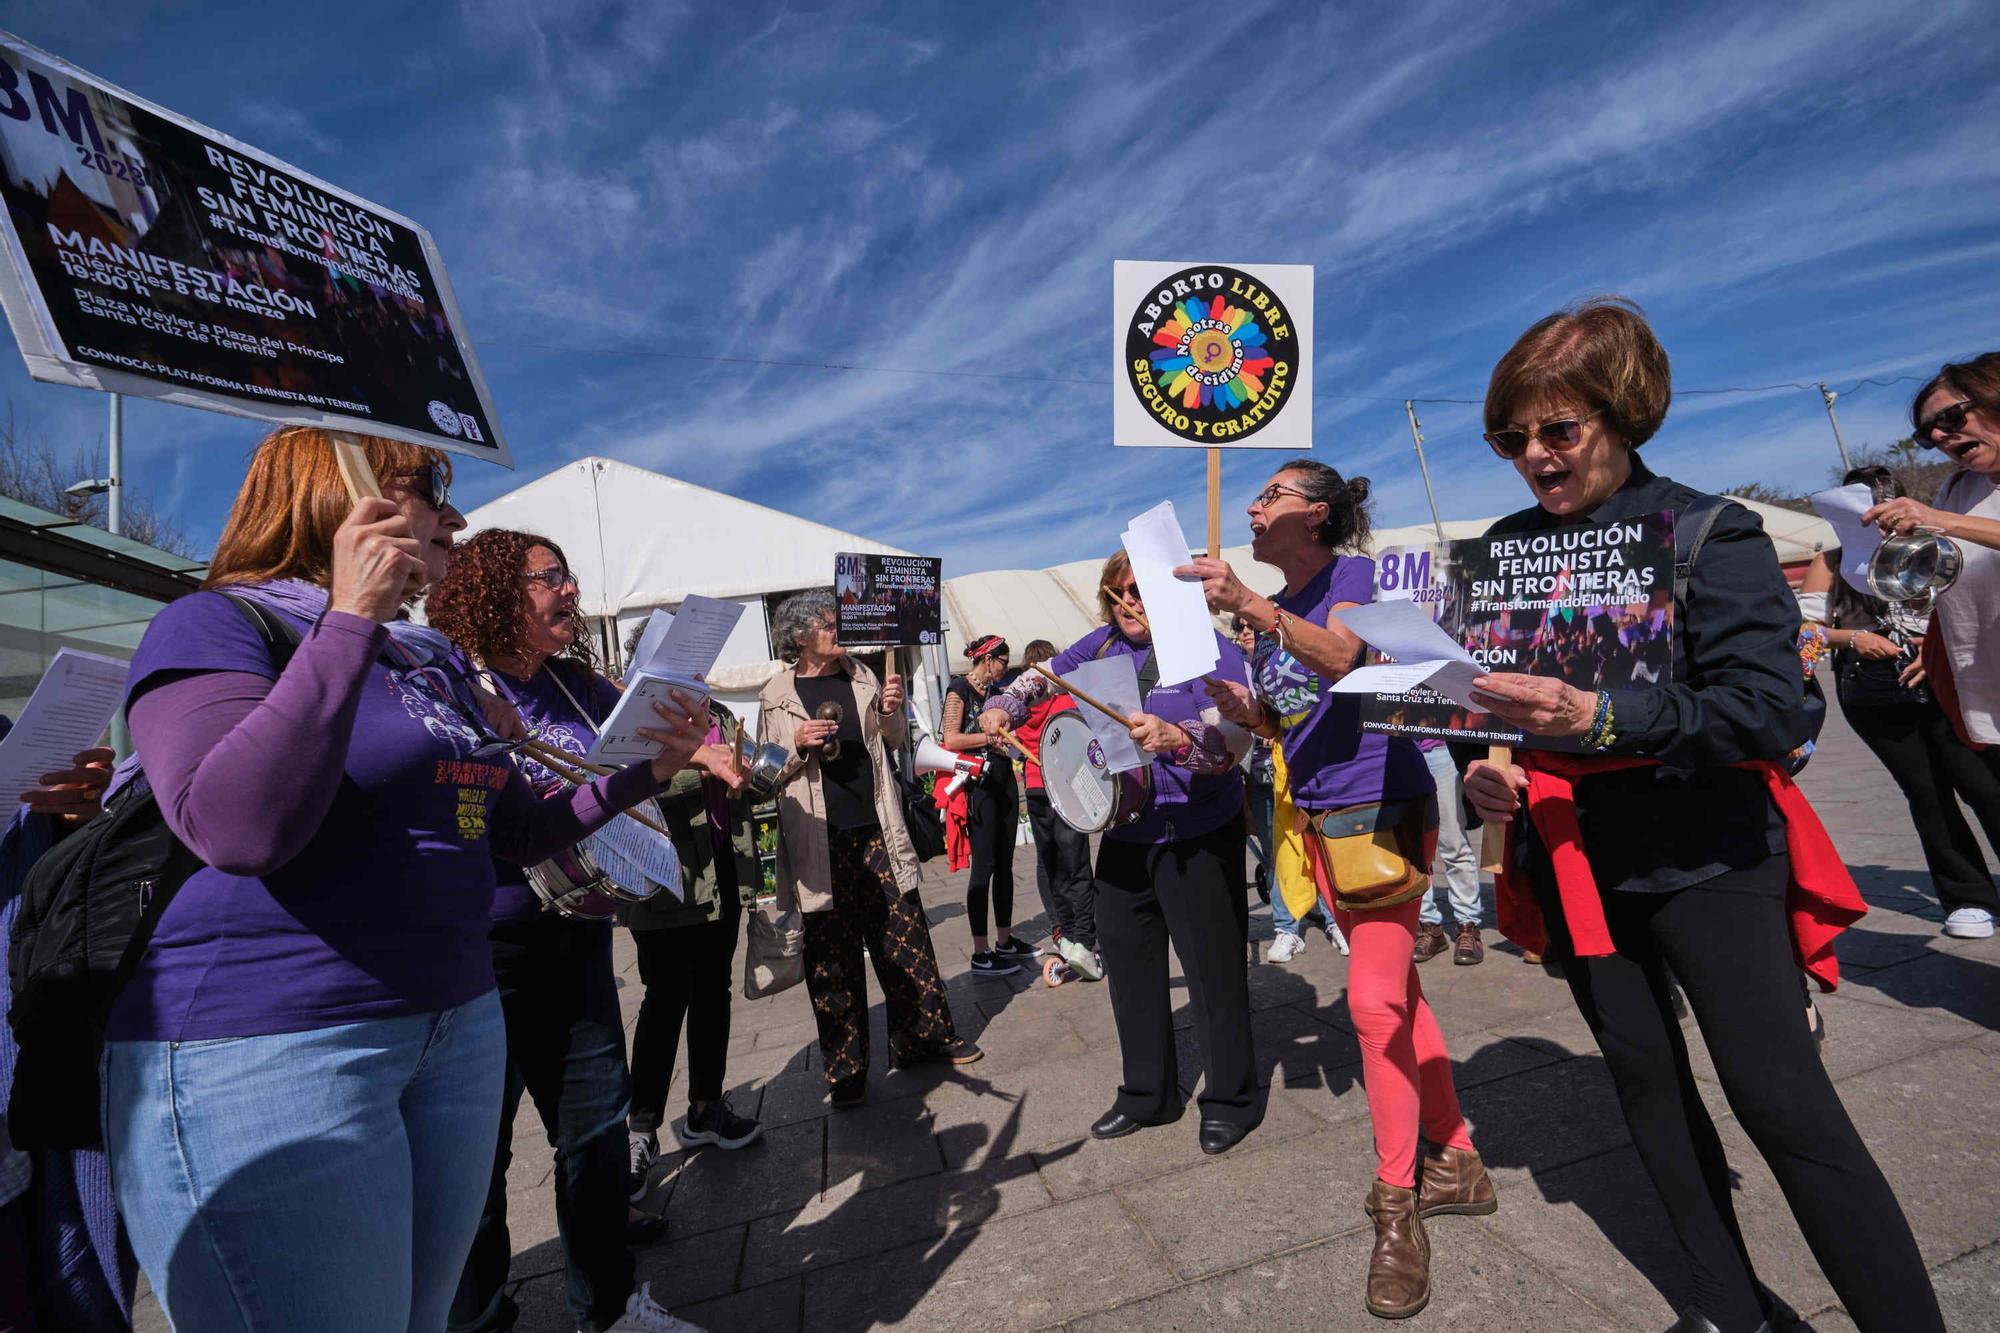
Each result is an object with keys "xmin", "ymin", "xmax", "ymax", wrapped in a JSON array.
[{"xmin": 1334, "ymin": 897, "xmax": 1476, "ymax": 1188}]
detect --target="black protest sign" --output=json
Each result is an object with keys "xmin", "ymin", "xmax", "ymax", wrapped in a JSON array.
[
  {"xmin": 0, "ymin": 32, "xmax": 508, "ymax": 462},
  {"xmin": 1359, "ymin": 514, "xmax": 1676, "ymax": 749},
  {"xmin": 835, "ymin": 553, "xmax": 943, "ymax": 648}
]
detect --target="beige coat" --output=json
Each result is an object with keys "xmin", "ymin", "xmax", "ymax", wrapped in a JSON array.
[{"xmin": 759, "ymin": 658, "xmax": 920, "ymax": 914}]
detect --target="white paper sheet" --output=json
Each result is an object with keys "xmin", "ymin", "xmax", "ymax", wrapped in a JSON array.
[
  {"xmin": 1059, "ymin": 655, "xmax": 1146, "ymax": 774},
  {"xmin": 1329, "ymin": 601, "xmax": 1487, "ymax": 711},
  {"xmin": 0, "ymin": 649, "xmax": 128, "ymax": 810},
  {"xmin": 585, "ymin": 595, "xmax": 744, "ymax": 764},
  {"xmin": 1122, "ymin": 500, "xmax": 1220, "ymax": 687},
  {"xmin": 1809, "ymin": 484, "xmax": 1882, "ymax": 598},
  {"xmin": 585, "ymin": 810, "xmax": 685, "ymax": 901}
]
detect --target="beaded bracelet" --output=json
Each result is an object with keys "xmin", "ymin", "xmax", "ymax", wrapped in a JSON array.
[{"xmin": 1581, "ymin": 691, "xmax": 1617, "ymax": 751}]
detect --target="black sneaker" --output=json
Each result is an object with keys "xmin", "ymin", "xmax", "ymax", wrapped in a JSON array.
[
  {"xmin": 627, "ymin": 1131, "xmax": 660, "ymax": 1202},
  {"xmin": 994, "ymin": 937, "xmax": 1036, "ymax": 958},
  {"xmin": 970, "ymin": 950, "xmax": 1022, "ymax": 976},
  {"xmin": 677, "ymin": 1097, "xmax": 762, "ymax": 1150}
]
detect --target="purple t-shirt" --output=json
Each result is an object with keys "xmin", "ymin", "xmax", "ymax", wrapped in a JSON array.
[
  {"xmin": 1253, "ymin": 556, "xmax": 1432, "ymax": 812},
  {"xmin": 487, "ymin": 663, "xmax": 622, "ymax": 924},
  {"xmin": 106, "ymin": 593, "xmax": 630, "ymax": 1042}
]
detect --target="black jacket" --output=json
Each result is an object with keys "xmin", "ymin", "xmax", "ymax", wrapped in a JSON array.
[{"xmin": 1488, "ymin": 457, "xmax": 1803, "ymax": 894}]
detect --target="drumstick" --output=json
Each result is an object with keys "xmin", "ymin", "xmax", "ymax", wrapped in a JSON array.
[
  {"xmin": 1027, "ymin": 661, "xmax": 1131, "ymax": 727},
  {"xmin": 1479, "ymin": 744, "xmax": 1512, "ymax": 874},
  {"xmin": 523, "ymin": 739, "xmax": 616, "ymax": 778},
  {"xmin": 731, "ymin": 722, "xmax": 747, "ymax": 775},
  {"xmin": 997, "ymin": 726, "xmax": 1035, "ymax": 765},
  {"xmin": 522, "ymin": 743, "xmax": 671, "ymax": 836}
]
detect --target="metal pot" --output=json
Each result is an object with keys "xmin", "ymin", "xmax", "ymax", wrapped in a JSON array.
[
  {"xmin": 1866, "ymin": 529, "xmax": 1963, "ymax": 602},
  {"xmin": 743, "ymin": 741, "xmax": 793, "ymax": 801}
]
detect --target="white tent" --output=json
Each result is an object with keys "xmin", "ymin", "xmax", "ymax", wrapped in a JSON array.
[
  {"xmin": 938, "ymin": 496, "xmax": 1833, "ymax": 668},
  {"xmin": 460, "ymin": 457, "xmax": 934, "ymax": 733}
]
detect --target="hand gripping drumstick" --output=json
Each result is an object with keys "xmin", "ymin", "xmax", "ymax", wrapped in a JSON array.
[
  {"xmin": 996, "ymin": 726, "xmax": 1035, "ymax": 765},
  {"xmin": 1025, "ymin": 661, "xmax": 1131, "ymax": 728},
  {"xmin": 521, "ymin": 740, "xmax": 671, "ymax": 837}
]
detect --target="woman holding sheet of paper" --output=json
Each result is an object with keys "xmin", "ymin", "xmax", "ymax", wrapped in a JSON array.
[
  {"xmin": 761, "ymin": 589, "xmax": 977, "ymax": 1110},
  {"xmin": 1179, "ymin": 461, "xmax": 1489, "ymax": 1322},
  {"xmin": 1455, "ymin": 299, "xmax": 1939, "ymax": 1333},
  {"xmin": 428, "ymin": 528, "xmax": 724, "ymax": 1333},
  {"xmin": 102, "ymin": 429, "xmax": 706, "ymax": 1333},
  {"xmin": 977, "ymin": 552, "xmax": 1259, "ymax": 1157}
]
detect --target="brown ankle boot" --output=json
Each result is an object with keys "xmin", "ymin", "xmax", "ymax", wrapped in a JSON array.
[
  {"xmin": 1363, "ymin": 1179, "xmax": 1430, "ymax": 1318},
  {"xmin": 1416, "ymin": 1144, "xmax": 1498, "ymax": 1218}
]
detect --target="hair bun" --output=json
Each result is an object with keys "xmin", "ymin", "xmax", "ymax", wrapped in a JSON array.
[{"xmin": 1347, "ymin": 476, "xmax": 1371, "ymax": 505}]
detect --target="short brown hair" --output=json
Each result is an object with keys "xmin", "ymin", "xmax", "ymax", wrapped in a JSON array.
[
  {"xmin": 205, "ymin": 426, "xmax": 452, "ymax": 588},
  {"xmin": 1911, "ymin": 352, "xmax": 2000, "ymax": 433},
  {"xmin": 427, "ymin": 529, "xmax": 598, "ymax": 676},
  {"xmin": 1022, "ymin": 639, "xmax": 1058, "ymax": 667},
  {"xmin": 1095, "ymin": 550, "xmax": 1133, "ymax": 625},
  {"xmin": 1485, "ymin": 296, "xmax": 1672, "ymax": 448}
]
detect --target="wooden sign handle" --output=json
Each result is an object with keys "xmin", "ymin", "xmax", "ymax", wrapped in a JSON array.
[
  {"xmin": 329, "ymin": 431, "xmax": 383, "ymax": 501},
  {"xmin": 1206, "ymin": 448, "xmax": 1222, "ymax": 559},
  {"xmin": 1479, "ymin": 743, "xmax": 1513, "ymax": 874}
]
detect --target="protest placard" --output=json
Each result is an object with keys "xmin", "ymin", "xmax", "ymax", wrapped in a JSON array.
[
  {"xmin": 834, "ymin": 553, "xmax": 942, "ymax": 648},
  {"xmin": 0, "ymin": 31, "xmax": 509, "ymax": 463},
  {"xmin": 1353, "ymin": 516, "xmax": 1677, "ymax": 750},
  {"xmin": 1112, "ymin": 260, "xmax": 1313, "ymax": 452}
]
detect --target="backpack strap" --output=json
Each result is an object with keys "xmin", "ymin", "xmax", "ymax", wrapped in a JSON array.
[
  {"xmin": 216, "ymin": 592, "xmax": 304, "ymax": 670},
  {"xmin": 1672, "ymin": 493, "xmax": 1733, "ymax": 611}
]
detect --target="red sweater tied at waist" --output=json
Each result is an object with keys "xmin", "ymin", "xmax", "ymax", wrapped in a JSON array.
[{"xmin": 1494, "ymin": 751, "xmax": 1866, "ymax": 992}]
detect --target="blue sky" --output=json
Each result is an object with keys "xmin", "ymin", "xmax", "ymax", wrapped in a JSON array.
[{"xmin": 7, "ymin": 0, "xmax": 2000, "ymax": 573}]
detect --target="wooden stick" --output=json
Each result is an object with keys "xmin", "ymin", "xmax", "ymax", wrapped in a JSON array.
[
  {"xmin": 523, "ymin": 739, "xmax": 615, "ymax": 777},
  {"xmin": 1027, "ymin": 661, "xmax": 1130, "ymax": 727},
  {"xmin": 997, "ymin": 726, "xmax": 1035, "ymax": 765},
  {"xmin": 731, "ymin": 721, "xmax": 747, "ymax": 776},
  {"xmin": 523, "ymin": 742, "xmax": 670, "ymax": 836},
  {"xmin": 329, "ymin": 431, "xmax": 383, "ymax": 501},
  {"xmin": 1206, "ymin": 447, "xmax": 1222, "ymax": 559},
  {"xmin": 1479, "ymin": 743, "xmax": 1513, "ymax": 874}
]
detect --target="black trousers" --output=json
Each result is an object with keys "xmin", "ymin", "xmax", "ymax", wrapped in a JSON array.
[
  {"xmin": 965, "ymin": 775, "xmax": 1018, "ymax": 938},
  {"xmin": 628, "ymin": 897, "xmax": 743, "ymax": 1135},
  {"xmin": 1096, "ymin": 820, "xmax": 1257, "ymax": 1128},
  {"xmin": 451, "ymin": 918, "xmax": 632, "ymax": 1332},
  {"xmin": 1026, "ymin": 790, "xmax": 1097, "ymax": 949},
  {"xmin": 1532, "ymin": 852, "xmax": 1942, "ymax": 1333},
  {"xmin": 1844, "ymin": 700, "xmax": 2000, "ymax": 914},
  {"xmin": 801, "ymin": 826, "xmax": 958, "ymax": 1092}
]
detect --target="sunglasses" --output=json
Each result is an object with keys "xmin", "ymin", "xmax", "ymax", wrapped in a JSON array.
[
  {"xmin": 1108, "ymin": 582, "xmax": 1143, "ymax": 601},
  {"xmin": 1484, "ymin": 408, "xmax": 1606, "ymax": 460},
  {"xmin": 521, "ymin": 566, "xmax": 577, "ymax": 592},
  {"xmin": 1916, "ymin": 399, "xmax": 1975, "ymax": 447},
  {"xmin": 390, "ymin": 462, "xmax": 452, "ymax": 511}
]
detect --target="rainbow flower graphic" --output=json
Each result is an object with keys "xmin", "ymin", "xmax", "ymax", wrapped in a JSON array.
[{"xmin": 1147, "ymin": 294, "xmax": 1276, "ymax": 412}]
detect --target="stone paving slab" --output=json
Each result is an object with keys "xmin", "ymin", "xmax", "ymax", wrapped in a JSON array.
[{"xmin": 129, "ymin": 701, "xmax": 2000, "ymax": 1331}]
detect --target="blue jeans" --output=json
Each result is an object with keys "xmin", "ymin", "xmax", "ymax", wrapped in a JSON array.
[
  {"xmin": 103, "ymin": 992, "xmax": 505, "ymax": 1333},
  {"xmin": 1417, "ymin": 746, "xmax": 1485, "ymax": 929}
]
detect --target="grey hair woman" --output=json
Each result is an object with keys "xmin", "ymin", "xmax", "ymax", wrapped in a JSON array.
[{"xmin": 757, "ymin": 589, "xmax": 979, "ymax": 1107}]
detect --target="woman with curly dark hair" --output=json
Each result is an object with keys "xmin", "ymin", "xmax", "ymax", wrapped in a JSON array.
[{"xmin": 430, "ymin": 529, "xmax": 720, "ymax": 1333}]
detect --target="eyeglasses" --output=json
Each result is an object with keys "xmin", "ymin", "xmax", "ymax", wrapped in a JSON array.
[
  {"xmin": 520, "ymin": 566, "xmax": 577, "ymax": 591},
  {"xmin": 389, "ymin": 462, "xmax": 452, "ymax": 511},
  {"xmin": 1484, "ymin": 409, "xmax": 1606, "ymax": 460},
  {"xmin": 1108, "ymin": 582, "xmax": 1143, "ymax": 602},
  {"xmin": 1916, "ymin": 399, "xmax": 1975, "ymax": 446},
  {"xmin": 1251, "ymin": 484, "xmax": 1311, "ymax": 509}
]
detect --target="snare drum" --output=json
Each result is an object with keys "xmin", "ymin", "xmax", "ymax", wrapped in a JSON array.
[
  {"xmin": 525, "ymin": 837, "xmax": 663, "ymax": 921},
  {"xmin": 1040, "ymin": 711, "xmax": 1151, "ymax": 833}
]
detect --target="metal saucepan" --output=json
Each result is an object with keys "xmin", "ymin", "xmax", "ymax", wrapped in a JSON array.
[
  {"xmin": 743, "ymin": 741, "xmax": 793, "ymax": 801},
  {"xmin": 1867, "ymin": 529, "xmax": 1962, "ymax": 602}
]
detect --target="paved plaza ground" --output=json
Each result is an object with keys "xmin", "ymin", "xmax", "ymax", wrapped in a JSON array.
[{"xmin": 137, "ymin": 702, "xmax": 2000, "ymax": 1330}]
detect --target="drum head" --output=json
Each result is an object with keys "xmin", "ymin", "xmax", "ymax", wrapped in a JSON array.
[{"xmin": 1041, "ymin": 712, "xmax": 1117, "ymax": 833}]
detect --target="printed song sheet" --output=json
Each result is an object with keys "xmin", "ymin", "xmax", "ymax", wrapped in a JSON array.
[
  {"xmin": 1122, "ymin": 500, "xmax": 1220, "ymax": 686},
  {"xmin": 1330, "ymin": 601, "xmax": 1486, "ymax": 711},
  {"xmin": 587, "ymin": 596, "xmax": 745, "ymax": 763},
  {"xmin": 1059, "ymin": 655, "xmax": 1147, "ymax": 774},
  {"xmin": 0, "ymin": 649, "xmax": 128, "ymax": 809},
  {"xmin": 1809, "ymin": 484, "xmax": 1883, "ymax": 597}
]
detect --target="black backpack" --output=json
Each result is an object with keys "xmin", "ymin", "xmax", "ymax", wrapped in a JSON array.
[
  {"xmin": 5, "ymin": 594, "xmax": 299, "ymax": 1149},
  {"xmin": 1675, "ymin": 494, "xmax": 1826, "ymax": 774}
]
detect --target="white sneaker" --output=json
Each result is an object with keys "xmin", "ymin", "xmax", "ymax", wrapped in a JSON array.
[
  {"xmin": 1944, "ymin": 907, "xmax": 1995, "ymax": 939},
  {"xmin": 1323, "ymin": 920, "xmax": 1350, "ymax": 955},
  {"xmin": 1058, "ymin": 937, "xmax": 1103, "ymax": 981},
  {"xmin": 595, "ymin": 1281, "xmax": 704, "ymax": 1332},
  {"xmin": 1268, "ymin": 931, "xmax": 1306, "ymax": 963}
]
